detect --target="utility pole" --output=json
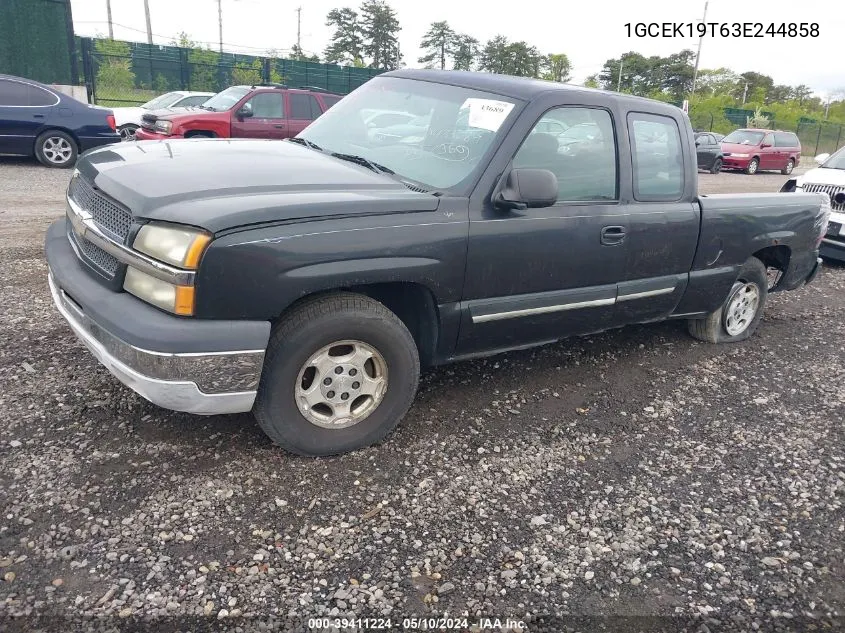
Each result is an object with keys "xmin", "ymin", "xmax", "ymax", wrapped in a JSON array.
[
  {"xmin": 105, "ymin": 0, "xmax": 114, "ymax": 39},
  {"xmin": 742, "ymin": 81, "xmax": 748, "ymax": 104},
  {"xmin": 142, "ymin": 0, "xmax": 153, "ymax": 44},
  {"xmin": 616, "ymin": 58, "xmax": 624, "ymax": 92},
  {"xmin": 296, "ymin": 6, "xmax": 302, "ymax": 59},
  {"xmin": 217, "ymin": 0, "xmax": 223, "ymax": 53},
  {"xmin": 690, "ymin": 1, "xmax": 709, "ymax": 98}
]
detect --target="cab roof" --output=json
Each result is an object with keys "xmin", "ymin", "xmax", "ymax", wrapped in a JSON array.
[{"xmin": 381, "ymin": 69, "xmax": 683, "ymax": 113}]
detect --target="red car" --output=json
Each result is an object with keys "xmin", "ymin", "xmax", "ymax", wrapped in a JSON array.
[
  {"xmin": 134, "ymin": 84, "xmax": 342, "ymax": 141},
  {"xmin": 720, "ymin": 128, "xmax": 801, "ymax": 175}
]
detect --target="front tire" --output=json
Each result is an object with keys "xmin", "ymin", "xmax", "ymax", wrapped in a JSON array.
[
  {"xmin": 254, "ymin": 293, "xmax": 420, "ymax": 456},
  {"xmin": 34, "ymin": 130, "xmax": 77, "ymax": 168},
  {"xmin": 745, "ymin": 157, "xmax": 759, "ymax": 175},
  {"xmin": 687, "ymin": 257, "xmax": 768, "ymax": 344}
]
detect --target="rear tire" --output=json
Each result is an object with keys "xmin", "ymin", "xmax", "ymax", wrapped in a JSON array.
[
  {"xmin": 687, "ymin": 257, "xmax": 768, "ymax": 344},
  {"xmin": 745, "ymin": 157, "xmax": 759, "ymax": 175},
  {"xmin": 254, "ymin": 293, "xmax": 420, "ymax": 456},
  {"xmin": 710, "ymin": 158, "xmax": 722, "ymax": 174},
  {"xmin": 34, "ymin": 130, "xmax": 77, "ymax": 168},
  {"xmin": 781, "ymin": 159, "xmax": 794, "ymax": 175}
]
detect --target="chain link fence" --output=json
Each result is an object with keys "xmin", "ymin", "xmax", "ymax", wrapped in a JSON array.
[{"xmin": 78, "ymin": 37, "xmax": 384, "ymax": 107}]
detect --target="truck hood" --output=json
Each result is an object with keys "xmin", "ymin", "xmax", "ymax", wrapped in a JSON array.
[
  {"xmin": 798, "ymin": 166, "xmax": 845, "ymax": 187},
  {"xmin": 76, "ymin": 138, "xmax": 439, "ymax": 233},
  {"xmin": 142, "ymin": 107, "xmax": 214, "ymax": 123}
]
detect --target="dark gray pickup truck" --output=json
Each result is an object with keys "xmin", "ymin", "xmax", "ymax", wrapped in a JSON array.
[{"xmin": 45, "ymin": 69, "xmax": 830, "ymax": 456}]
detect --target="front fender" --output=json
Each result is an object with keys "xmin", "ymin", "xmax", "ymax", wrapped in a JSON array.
[{"xmin": 194, "ymin": 209, "xmax": 468, "ymax": 320}]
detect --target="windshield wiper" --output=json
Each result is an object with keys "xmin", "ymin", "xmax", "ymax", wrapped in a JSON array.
[
  {"xmin": 330, "ymin": 152, "xmax": 395, "ymax": 175},
  {"xmin": 287, "ymin": 137, "xmax": 324, "ymax": 152}
]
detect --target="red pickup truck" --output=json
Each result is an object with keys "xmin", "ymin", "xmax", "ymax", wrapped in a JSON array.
[{"xmin": 134, "ymin": 84, "xmax": 342, "ymax": 141}]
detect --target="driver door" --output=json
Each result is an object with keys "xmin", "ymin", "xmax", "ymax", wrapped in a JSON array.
[
  {"xmin": 457, "ymin": 103, "xmax": 628, "ymax": 355},
  {"xmin": 230, "ymin": 91, "xmax": 287, "ymax": 139}
]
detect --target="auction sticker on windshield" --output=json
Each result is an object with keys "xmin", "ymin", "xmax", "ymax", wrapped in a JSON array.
[{"xmin": 461, "ymin": 98, "xmax": 515, "ymax": 132}]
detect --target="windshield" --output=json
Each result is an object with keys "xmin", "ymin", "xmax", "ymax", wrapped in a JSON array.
[
  {"xmin": 297, "ymin": 76, "xmax": 521, "ymax": 190},
  {"xmin": 820, "ymin": 147, "xmax": 845, "ymax": 169},
  {"xmin": 141, "ymin": 92, "xmax": 182, "ymax": 110},
  {"xmin": 202, "ymin": 86, "xmax": 251, "ymax": 112},
  {"xmin": 722, "ymin": 130, "xmax": 765, "ymax": 145}
]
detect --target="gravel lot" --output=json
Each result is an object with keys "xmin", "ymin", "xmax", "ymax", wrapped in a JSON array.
[{"xmin": 0, "ymin": 156, "xmax": 843, "ymax": 632}]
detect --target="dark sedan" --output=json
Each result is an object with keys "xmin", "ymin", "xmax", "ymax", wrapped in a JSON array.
[
  {"xmin": 0, "ymin": 74, "xmax": 120, "ymax": 168},
  {"xmin": 694, "ymin": 131, "xmax": 724, "ymax": 173}
]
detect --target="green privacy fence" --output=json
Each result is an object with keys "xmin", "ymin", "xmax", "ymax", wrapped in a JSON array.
[
  {"xmin": 78, "ymin": 37, "xmax": 384, "ymax": 107},
  {"xmin": 0, "ymin": 0, "xmax": 76, "ymax": 85}
]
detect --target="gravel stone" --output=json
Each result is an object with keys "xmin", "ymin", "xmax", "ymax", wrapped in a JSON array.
[{"xmin": 0, "ymin": 162, "xmax": 842, "ymax": 629}]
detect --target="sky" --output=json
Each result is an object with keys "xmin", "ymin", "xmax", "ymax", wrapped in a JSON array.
[{"xmin": 69, "ymin": 0, "xmax": 844, "ymax": 97}]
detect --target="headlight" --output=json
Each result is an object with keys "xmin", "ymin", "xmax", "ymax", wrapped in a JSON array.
[
  {"xmin": 732, "ymin": 153, "xmax": 750, "ymax": 158},
  {"xmin": 124, "ymin": 267, "xmax": 194, "ymax": 315},
  {"xmin": 133, "ymin": 222, "xmax": 211, "ymax": 269},
  {"xmin": 155, "ymin": 120, "xmax": 173, "ymax": 135}
]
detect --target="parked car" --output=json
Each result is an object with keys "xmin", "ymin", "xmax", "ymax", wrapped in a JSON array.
[
  {"xmin": 0, "ymin": 73, "xmax": 119, "ymax": 168},
  {"xmin": 112, "ymin": 91, "xmax": 214, "ymax": 141},
  {"xmin": 780, "ymin": 147, "xmax": 845, "ymax": 261},
  {"xmin": 694, "ymin": 131, "xmax": 724, "ymax": 173},
  {"xmin": 133, "ymin": 85, "xmax": 342, "ymax": 141},
  {"xmin": 720, "ymin": 128, "xmax": 801, "ymax": 175},
  {"xmin": 45, "ymin": 69, "xmax": 828, "ymax": 456}
]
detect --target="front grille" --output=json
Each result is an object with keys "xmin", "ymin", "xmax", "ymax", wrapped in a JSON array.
[
  {"xmin": 803, "ymin": 183, "xmax": 845, "ymax": 212},
  {"xmin": 75, "ymin": 231, "xmax": 120, "ymax": 275},
  {"xmin": 68, "ymin": 175, "xmax": 132, "ymax": 241}
]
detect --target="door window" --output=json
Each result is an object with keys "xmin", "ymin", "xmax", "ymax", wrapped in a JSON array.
[
  {"xmin": 244, "ymin": 92, "xmax": 284, "ymax": 118},
  {"xmin": 322, "ymin": 95, "xmax": 341, "ymax": 109},
  {"xmin": 762, "ymin": 133, "xmax": 774, "ymax": 147},
  {"xmin": 774, "ymin": 132, "xmax": 799, "ymax": 147},
  {"xmin": 290, "ymin": 93, "xmax": 321, "ymax": 120},
  {"xmin": 177, "ymin": 95, "xmax": 210, "ymax": 107},
  {"xmin": 0, "ymin": 79, "xmax": 34, "ymax": 106},
  {"xmin": 627, "ymin": 113, "xmax": 684, "ymax": 201},
  {"xmin": 513, "ymin": 106, "xmax": 618, "ymax": 202}
]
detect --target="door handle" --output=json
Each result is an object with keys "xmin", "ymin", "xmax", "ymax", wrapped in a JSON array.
[
  {"xmin": 33, "ymin": 114, "xmax": 45, "ymax": 119},
  {"xmin": 273, "ymin": 125, "xmax": 285, "ymax": 129},
  {"xmin": 601, "ymin": 226, "xmax": 626, "ymax": 245}
]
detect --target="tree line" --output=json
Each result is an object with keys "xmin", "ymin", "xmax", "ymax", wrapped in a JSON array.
[{"xmin": 321, "ymin": 2, "xmax": 572, "ymax": 82}]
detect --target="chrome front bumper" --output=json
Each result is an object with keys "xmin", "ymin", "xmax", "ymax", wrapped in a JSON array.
[{"xmin": 48, "ymin": 270, "xmax": 264, "ymax": 415}]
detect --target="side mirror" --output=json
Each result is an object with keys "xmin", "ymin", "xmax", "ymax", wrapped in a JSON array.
[
  {"xmin": 494, "ymin": 168, "xmax": 558, "ymax": 211},
  {"xmin": 815, "ymin": 153, "xmax": 830, "ymax": 164},
  {"xmin": 695, "ymin": 139, "xmax": 701, "ymax": 146},
  {"xmin": 237, "ymin": 105, "xmax": 253, "ymax": 119}
]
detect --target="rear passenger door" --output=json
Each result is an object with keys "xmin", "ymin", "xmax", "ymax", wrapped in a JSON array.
[
  {"xmin": 613, "ymin": 112, "xmax": 699, "ymax": 326},
  {"xmin": 0, "ymin": 78, "xmax": 56, "ymax": 155},
  {"xmin": 287, "ymin": 92, "xmax": 322, "ymax": 137}
]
